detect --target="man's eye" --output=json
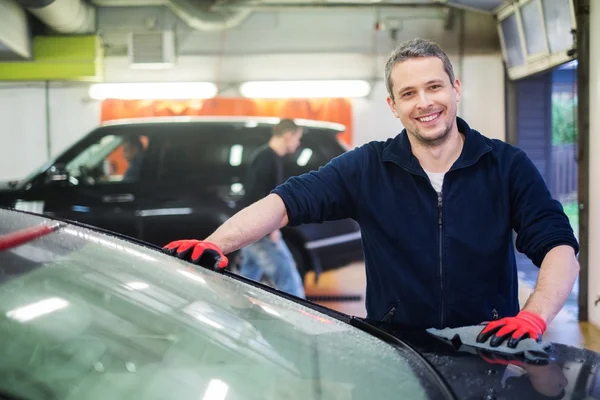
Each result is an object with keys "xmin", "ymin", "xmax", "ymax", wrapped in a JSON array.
[
  {"xmin": 430, "ymin": 85, "xmax": 442, "ymax": 90},
  {"xmin": 402, "ymin": 92, "xmax": 414, "ymax": 97}
]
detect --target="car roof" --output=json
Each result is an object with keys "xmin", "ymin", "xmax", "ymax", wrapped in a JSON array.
[{"xmin": 100, "ymin": 116, "xmax": 346, "ymax": 132}]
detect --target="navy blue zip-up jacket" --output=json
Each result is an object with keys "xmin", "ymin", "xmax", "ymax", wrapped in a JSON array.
[{"xmin": 272, "ymin": 117, "xmax": 579, "ymax": 329}]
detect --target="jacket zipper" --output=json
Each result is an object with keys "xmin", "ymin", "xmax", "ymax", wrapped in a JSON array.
[
  {"xmin": 437, "ymin": 192, "xmax": 444, "ymax": 328},
  {"xmin": 382, "ymin": 306, "xmax": 396, "ymax": 323}
]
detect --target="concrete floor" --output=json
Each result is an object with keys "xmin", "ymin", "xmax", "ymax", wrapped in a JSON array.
[{"xmin": 304, "ymin": 262, "xmax": 600, "ymax": 353}]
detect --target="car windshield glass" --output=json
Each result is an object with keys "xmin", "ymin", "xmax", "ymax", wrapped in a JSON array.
[
  {"xmin": 65, "ymin": 134, "xmax": 122, "ymax": 178},
  {"xmin": 0, "ymin": 217, "xmax": 449, "ymax": 400}
]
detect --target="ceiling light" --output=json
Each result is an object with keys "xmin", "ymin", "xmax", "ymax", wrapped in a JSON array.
[
  {"xmin": 239, "ymin": 80, "xmax": 371, "ymax": 99},
  {"xmin": 88, "ymin": 82, "xmax": 218, "ymax": 100}
]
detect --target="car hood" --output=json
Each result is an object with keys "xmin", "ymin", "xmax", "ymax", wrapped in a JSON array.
[{"xmin": 381, "ymin": 325, "xmax": 600, "ymax": 400}]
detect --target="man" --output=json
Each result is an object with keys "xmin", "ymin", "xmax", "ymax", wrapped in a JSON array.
[
  {"xmin": 163, "ymin": 38, "xmax": 579, "ymax": 349},
  {"xmin": 122, "ymin": 136, "xmax": 144, "ymax": 181},
  {"xmin": 237, "ymin": 119, "xmax": 305, "ymax": 298},
  {"xmin": 211, "ymin": 119, "xmax": 307, "ymax": 298}
]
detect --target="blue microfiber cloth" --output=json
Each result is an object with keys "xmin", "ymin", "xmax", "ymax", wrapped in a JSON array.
[{"xmin": 426, "ymin": 324, "xmax": 552, "ymax": 363}]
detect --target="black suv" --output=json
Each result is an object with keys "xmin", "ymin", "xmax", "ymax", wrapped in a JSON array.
[{"xmin": 0, "ymin": 117, "xmax": 363, "ymax": 281}]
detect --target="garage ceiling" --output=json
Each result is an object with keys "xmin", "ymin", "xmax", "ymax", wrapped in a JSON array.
[
  {"xmin": 91, "ymin": 0, "xmax": 507, "ymax": 13},
  {"xmin": 446, "ymin": 0, "xmax": 505, "ymax": 13}
]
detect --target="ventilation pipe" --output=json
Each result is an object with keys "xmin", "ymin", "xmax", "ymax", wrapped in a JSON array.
[
  {"xmin": 167, "ymin": 0, "xmax": 252, "ymax": 31},
  {"xmin": 18, "ymin": 0, "xmax": 96, "ymax": 34}
]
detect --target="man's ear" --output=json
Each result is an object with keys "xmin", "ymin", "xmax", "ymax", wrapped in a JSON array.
[
  {"xmin": 453, "ymin": 78, "xmax": 461, "ymax": 103},
  {"xmin": 386, "ymin": 96, "xmax": 399, "ymax": 118}
]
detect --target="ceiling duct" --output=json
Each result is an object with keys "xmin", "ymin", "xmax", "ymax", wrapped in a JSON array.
[
  {"xmin": 128, "ymin": 30, "xmax": 176, "ymax": 69},
  {"xmin": 167, "ymin": 0, "xmax": 252, "ymax": 31},
  {"xmin": 18, "ymin": 0, "xmax": 96, "ymax": 34},
  {"xmin": 92, "ymin": 0, "xmax": 252, "ymax": 31},
  {"xmin": 0, "ymin": 0, "xmax": 31, "ymax": 60}
]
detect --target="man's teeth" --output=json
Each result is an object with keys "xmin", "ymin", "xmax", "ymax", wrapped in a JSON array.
[{"xmin": 419, "ymin": 113, "xmax": 438, "ymax": 122}]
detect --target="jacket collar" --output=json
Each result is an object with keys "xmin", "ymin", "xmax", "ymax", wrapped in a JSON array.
[{"xmin": 381, "ymin": 117, "xmax": 492, "ymax": 174}]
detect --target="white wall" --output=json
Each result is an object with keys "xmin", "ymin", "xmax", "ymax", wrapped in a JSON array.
[
  {"xmin": 0, "ymin": 84, "xmax": 100, "ymax": 181},
  {"xmin": 0, "ymin": 85, "xmax": 48, "ymax": 181},
  {"xmin": 48, "ymin": 85, "xmax": 102, "ymax": 157},
  {"xmin": 460, "ymin": 53, "xmax": 506, "ymax": 142}
]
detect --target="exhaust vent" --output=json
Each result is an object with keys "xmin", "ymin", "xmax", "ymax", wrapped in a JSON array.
[
  {"xmin": 128, "ymin": 30, "xmax": 176, "ymax": 69},
  {"xmin": 0, "ymin": 0, "xmax": 31, "ymax": 60}
]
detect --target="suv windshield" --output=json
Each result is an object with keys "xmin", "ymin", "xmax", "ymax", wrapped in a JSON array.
[{"xmin": 0, "ymin": 211, "xmax": 449, "ymax": 400}]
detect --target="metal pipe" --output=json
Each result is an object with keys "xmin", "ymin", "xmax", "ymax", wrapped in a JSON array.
[
  {"xmin": 575, "ymin": 0, "xmax": 590, "ymax": 322},
  {"xmin": 17, "ymin": 0, "xmax": 95, "ymax": 33},
  {"xmin": 209, "ymin": 1, "xmax": 446, "ymax": 9}
]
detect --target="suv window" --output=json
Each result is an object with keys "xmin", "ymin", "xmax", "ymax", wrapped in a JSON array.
[
  {"xmin": 282, "ymin": 130, "xmax": 345, "ymax": 177},
  {"xmin": 63, "ymin": 133, "xmax": 151, "ymax": 186},
  {"xmin": 156, "ymin": 124, "xmax": 345, "ymax": 183}
]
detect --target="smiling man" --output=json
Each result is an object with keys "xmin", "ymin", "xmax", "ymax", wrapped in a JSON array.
[{"xmin": 163, "ymin": 38, "xmax": 580, "ymax": 349}]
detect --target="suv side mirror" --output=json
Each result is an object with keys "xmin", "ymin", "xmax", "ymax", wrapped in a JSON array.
[{"xmin": 45, "ymin": 164, "xmax": 70, "ymax": 184}]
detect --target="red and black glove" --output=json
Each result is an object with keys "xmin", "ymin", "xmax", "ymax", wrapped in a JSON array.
[
  {"xmin": 162, "ymin": 240, "xmax": 228, "ymax": 270},
  {"xmin": 476, "ymin": 310, "xmax": 547, "ymax": 349},
  {"xmin": 477, "ymin": 349, "xmax": 528, "ymax": 367}
]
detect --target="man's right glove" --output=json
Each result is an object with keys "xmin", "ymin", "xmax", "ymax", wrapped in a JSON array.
[{"xmin": 162, "ymin": 240, "xmax": 228, "ymax": 270}]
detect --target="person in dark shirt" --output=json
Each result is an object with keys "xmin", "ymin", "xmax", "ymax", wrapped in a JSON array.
[
  {"xmin": 237, "ymin": 119, "xmax": 306, "ymax": 298},
  {"xmin": 122, "ymin": 136, "xmax": 145, "ymax": 182}
]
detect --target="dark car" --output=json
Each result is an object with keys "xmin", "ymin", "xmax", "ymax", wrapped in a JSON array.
[
  {"xmin": 0, "ymin": 116, "xmax": 363, "ymax": 281},
  {"xmin": 0, "ymin": 207, "xmax": 599, "ymax": 400}
]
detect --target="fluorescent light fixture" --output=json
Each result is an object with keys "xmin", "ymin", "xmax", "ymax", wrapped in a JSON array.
[
  {"xmin": 239, "ymin": 80, "xmax": 371, "ymax": 99},
  {"xmin": 88, "ymin": 82, "xmax": 218, "ymax": 100},
  {"xmin": 297, "ymin": 148, "xmax": 313, "ymax": 166},
  {"xmin": 7, "ymin": 297, "xmax": 69, "ymax": 322},
  {"xmin": 203, "ymin": 379, "xmax": 229, "ymax": 400},
  {"xmin": 229, "ymin": 145, "xmax": 243, "ymax": 166}
]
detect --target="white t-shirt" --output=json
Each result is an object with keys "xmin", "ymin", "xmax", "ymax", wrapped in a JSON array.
[{"xmin": 424, "ymin": 169, "xmax": 445, "ymax": 193}]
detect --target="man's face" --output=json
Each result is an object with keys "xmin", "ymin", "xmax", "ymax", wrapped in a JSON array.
[
  {"xmin": 284, "ymin": 128, "xmax": 303, "ymax": 154},
  {"xmin": 386, "ymin": 56, "xmax": 461, "ymax": 147},
  {"xmin": 123, "ymin": 143, "xmax": 139, "ymax": 162}
]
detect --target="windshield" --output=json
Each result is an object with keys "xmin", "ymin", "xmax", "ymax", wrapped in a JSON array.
[{"xmin": 0, "ymin": 213, "xmax": 450, "ymax": 400}]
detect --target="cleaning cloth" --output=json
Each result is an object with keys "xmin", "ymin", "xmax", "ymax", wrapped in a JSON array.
[{"xmin": 426, "ymin": 324, "xmax": 552, "ymax": 363}]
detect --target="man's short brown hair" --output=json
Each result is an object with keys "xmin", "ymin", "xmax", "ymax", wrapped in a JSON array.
[
  {"xmin": 273, "ymin": 118, "xmax": 300, "ymax": 137},
  {"xmin": 385, "ymin": 38, "xmax": 455, "ymax": 100}
]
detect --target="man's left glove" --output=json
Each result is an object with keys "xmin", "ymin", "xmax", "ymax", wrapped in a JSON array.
[
  {"xmin": 162, "ymin": 240, "xmax": 229, "ymax": 270},
  {"xmin": 476, "ymin": 310, "xmax": 547, "ymax": 349}
]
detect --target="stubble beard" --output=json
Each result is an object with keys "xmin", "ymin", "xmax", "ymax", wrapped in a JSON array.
[{"xmin": 408, "ymin": 110, "xmax": 457, "ymax": 149}]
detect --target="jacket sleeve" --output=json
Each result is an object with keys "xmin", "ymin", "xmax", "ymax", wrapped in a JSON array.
[
  {"xmin": 270, "ymin": 146, "xmax": 365, "ymax": 226},
  {"xmin": 509, "ymin": 149, "xmax": 579, "ymax": 267}
]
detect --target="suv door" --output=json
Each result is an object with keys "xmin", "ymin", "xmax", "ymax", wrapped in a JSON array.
[
  {"xmin": 19, "ymin": 129, "xmax": 159, "ymax": 240},
  {"xmin": 138, "ymin": 123, "xmax": 270, "ymax": 247}
]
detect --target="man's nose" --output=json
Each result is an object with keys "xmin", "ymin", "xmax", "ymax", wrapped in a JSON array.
[{"xmin": 417, "ymin": 91, "xmax": 433, "ymax": 108}]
